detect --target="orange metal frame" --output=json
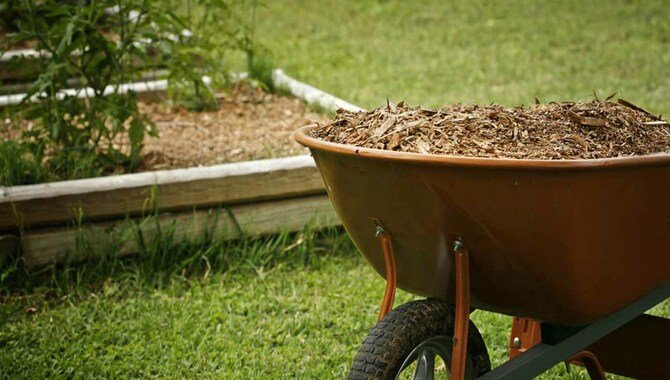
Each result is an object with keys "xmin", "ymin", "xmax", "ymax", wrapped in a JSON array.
[
  {"xmin": 375, "ymin": 231, "xmax": 472, "ymax": 380},
  {"xmin": 509, "ymin": 318, "xmax": 607, "ymax": 379},
  {"xmin": 567, "ymin": 351, "xmax": 606, "ymax": 380},
  {"xmin": 450, "ymin": 239, "xmax": 471, "ymax": 380},
  {"xmin": 375, "ymin": 229, "xmax": 670, "ymax": 379},
  {"xmin": 509, "ymin": 318, "xmax": 542, "ymax": 359},
  {"xmin": 508, "ymin": 315, "xmax": 670, "ymax": 379},
  {"xmin": 375, "ymin": 226, "xmax": 397, "ymax": 321}
]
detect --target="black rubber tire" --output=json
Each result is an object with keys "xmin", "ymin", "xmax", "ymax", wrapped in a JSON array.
[{"xmin": 349, "ymin": 298, "xmax": 491, "ymax": 379}]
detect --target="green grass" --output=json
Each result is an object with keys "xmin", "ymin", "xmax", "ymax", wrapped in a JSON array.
[
  {"xmin": 2, "ymin": 226, "xmax": 667, "ymax": 378},
  {"xmin": 3, "ymin": 0, "xmax": 670, "ymax": 378},
  {"xmin": 0, "ymin": 140, "xmax": 50, "ymax": 186},
  {"xmin": 254, "ymin": 0, "xmax": 670, "ymax": 116}
]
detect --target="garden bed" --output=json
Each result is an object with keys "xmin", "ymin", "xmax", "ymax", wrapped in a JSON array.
[
  {"xmin": 2, "ymin": 81, "xmax": 328, "ymax": 172},
  {"xmin": 139, "ymin": 82, "xmax": 327, "ymax": 171},
  {"xmin": 1, "ymin": 70, "xmax": 361, "ymax": 266}
]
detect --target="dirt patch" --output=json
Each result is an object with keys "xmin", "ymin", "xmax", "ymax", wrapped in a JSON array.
[
  {"xmin": 139, "ymin": 84, "xmax": 326, "ymax": 170},
  {"xmin": 1, "ymin": 84, "xmax": 327, "ymax": 171},
  {"xmin": 309, "ymin": 99, "xmax": 670, "ymax": 160}
]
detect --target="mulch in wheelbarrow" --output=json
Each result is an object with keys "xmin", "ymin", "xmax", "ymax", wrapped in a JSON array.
[{"xmin": 309, "ymin": 98, "xmax": 670, "ymax": 159}]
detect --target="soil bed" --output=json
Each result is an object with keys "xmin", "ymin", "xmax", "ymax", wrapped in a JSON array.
[
  {"xmin": 310, "ymin": 100, "xmax": 670, "ymax": 159},
  {"xmin": 139, "ymin": 84, "xmax": 327, "ymax": 171},
  {"xmin": 2, "ymin": 83, "xmax": 327, "ymax": 173}
]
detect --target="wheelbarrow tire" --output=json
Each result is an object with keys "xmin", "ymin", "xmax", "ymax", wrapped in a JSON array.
[{"xmin": 349, "ymin": 298, "xmax": 490, "ymax": 379}]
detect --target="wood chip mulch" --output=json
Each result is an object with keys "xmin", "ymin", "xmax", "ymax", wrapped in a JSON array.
[
  {"xmin": 309, "ymin": 99, "xmax": 670, "ymax": 159},
  {"xmin": 139, "ymin": 83, "xmax": 327, "ymax": 170},
  {"xmin": 1, "ymin": 83, "xmax": 327, "ymax": 172}
]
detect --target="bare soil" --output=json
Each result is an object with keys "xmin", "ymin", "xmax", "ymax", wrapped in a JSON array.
[
  {"xmin": 310, "ymin": 99, "xmax": 670, "ymax": 160},
  {"xmin": 1, "ymin": 83, "xmax": 326, "ymax": 171},
  {"xmin": 139, "ymin": 84, "xmax": 326, "ymax": 170}
]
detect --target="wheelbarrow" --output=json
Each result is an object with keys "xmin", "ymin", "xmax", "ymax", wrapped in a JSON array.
[{"xmin": 296, "ymin": 125, "xmax": 670, "ymax": 379}]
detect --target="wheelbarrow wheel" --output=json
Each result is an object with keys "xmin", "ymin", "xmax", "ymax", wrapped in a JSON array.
[{"xmin": 349, "ymin": 298, "xmax": 490, "ymax": 379}]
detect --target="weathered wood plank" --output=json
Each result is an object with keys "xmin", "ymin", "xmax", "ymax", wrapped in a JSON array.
[
  {"xmin": 20, "ymin": 194, "xmax": 339, "ymax": 267},
  {"xmin": 0, "ymin": 155, "xmax": 326, "ymax": 231},
  {"xmin": 0, "ymin": 71, "xmax": 362, "ymax": 233}
]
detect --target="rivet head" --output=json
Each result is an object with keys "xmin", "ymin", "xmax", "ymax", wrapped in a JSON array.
[
  {"xmin": 375, "ymin": 226, "xmax": 385, "ymax": 237},
  {"xmin": 513, "ymin": 337, "xmax": 521, "ymax": 348},
  {"xmin": 453, "ymin": 238, "xmax": 464, "ymax": 251}
]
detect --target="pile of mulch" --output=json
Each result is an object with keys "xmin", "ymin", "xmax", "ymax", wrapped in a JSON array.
[
  {"xmin": 309, "ymin": 99, "xmax": 670, "ymax": 159},
  {"xmin": 139, "ymin": 83, "xmax": 327, "ymax": 170}
]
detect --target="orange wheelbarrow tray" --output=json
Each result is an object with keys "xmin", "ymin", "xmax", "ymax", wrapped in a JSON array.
[{"xmin": 296, "ymin": 124, "xmax": 670, "ymax": 380}]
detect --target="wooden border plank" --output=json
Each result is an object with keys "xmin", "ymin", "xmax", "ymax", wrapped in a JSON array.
[
  {"xmin": 1, "ymin": 70, "xmax": 362, "ymax": 260},
  {"xmin": 0, "ymin": 155, "xmax": 325, "ymax": 231},
  {"xmin": 20, "ymin": 194, "xmax": 339, "ymax": 267}
]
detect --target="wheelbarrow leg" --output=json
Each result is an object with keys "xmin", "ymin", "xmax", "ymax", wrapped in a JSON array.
[
  {"xmin": 451, "ymin": 239, "xmax": 470, "ymax": 380},
  {"xmin": 375, "ymin": 226, "xmax": 397, "ymax": 321},
  {"xmin": 567, "ymin": 351, "xmax": 606, "ymax": 380},
  {"xmin": 371, "ymin": 230, "xmax": 484, "ymax": 379}
]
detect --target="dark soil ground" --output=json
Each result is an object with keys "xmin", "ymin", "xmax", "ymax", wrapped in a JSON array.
[
  {"xmin": 310, "ymin": 99, "xmax": 670, "ymax": 160},
  {"xmin": 139, "ymin": 84, "xmax": 327, "ymax": 170}
]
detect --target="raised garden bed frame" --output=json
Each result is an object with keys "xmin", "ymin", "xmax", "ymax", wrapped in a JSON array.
[{"xmin": 1, "ymin": 69, "xmax": 362, "ymax": 266}]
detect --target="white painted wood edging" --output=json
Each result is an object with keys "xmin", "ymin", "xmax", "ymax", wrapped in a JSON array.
[
  {"xmin": 272, "ymin": 69, "xmax": 364, "ymax": 113},
  {"xmin": 1, "ymin": 70, "xmax": 364, "ymax": 266},
  {"xmin": 0, "ymin": 68, "xmax": 359, "ymax": 112},
  {"xmin": 0, "ymin": 79, "xmax": 168, "ymax": 107},
  {"xmin": 0, "ymin": 48, "xmax": 47, "ymax": 61}
]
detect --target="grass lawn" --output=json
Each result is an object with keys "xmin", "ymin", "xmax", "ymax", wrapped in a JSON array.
[
  {"xmin": 3, "ymin": 0, "xmax": 670, "ymax": 378},
  {"xmin": 257, "ymin": 0, "xmax": 670, "ymax": 116},
  {"xmin": 2, "ymin": 228, "xmax": 668, "ymax": 378}
]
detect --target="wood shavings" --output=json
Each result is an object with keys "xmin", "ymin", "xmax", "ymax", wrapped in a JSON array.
[{"xmin": 309, "ymin": 99, "xmax": 670, "ymax": 160}]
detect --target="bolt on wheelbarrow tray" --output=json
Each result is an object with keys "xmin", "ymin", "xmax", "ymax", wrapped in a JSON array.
[{"xmin": 296, "ymin": 124, "xmax": 670, "ymax": 379}]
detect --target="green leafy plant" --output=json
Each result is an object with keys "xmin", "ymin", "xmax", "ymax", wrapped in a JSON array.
[
  {"xmin": 0, "ymin": 0, "xmax": 277, "ymax": 187},
  {"xmin": 4, "ymin": 0, "xmax": 177, "ymax": 181},
  {"xmin": 239, "ymin": 0, "xmax": 275, "ymax": 92},
  {"xmin": 164, "ymin": 0, "xmax": 271, "ymax": 110},
  {"xmin": 2, "ymin": 0, "xmax": 267, "ymax": 186},
  {"xmin": 0, "ymin": 139, "xmax": 51, "ymax": 186}
]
